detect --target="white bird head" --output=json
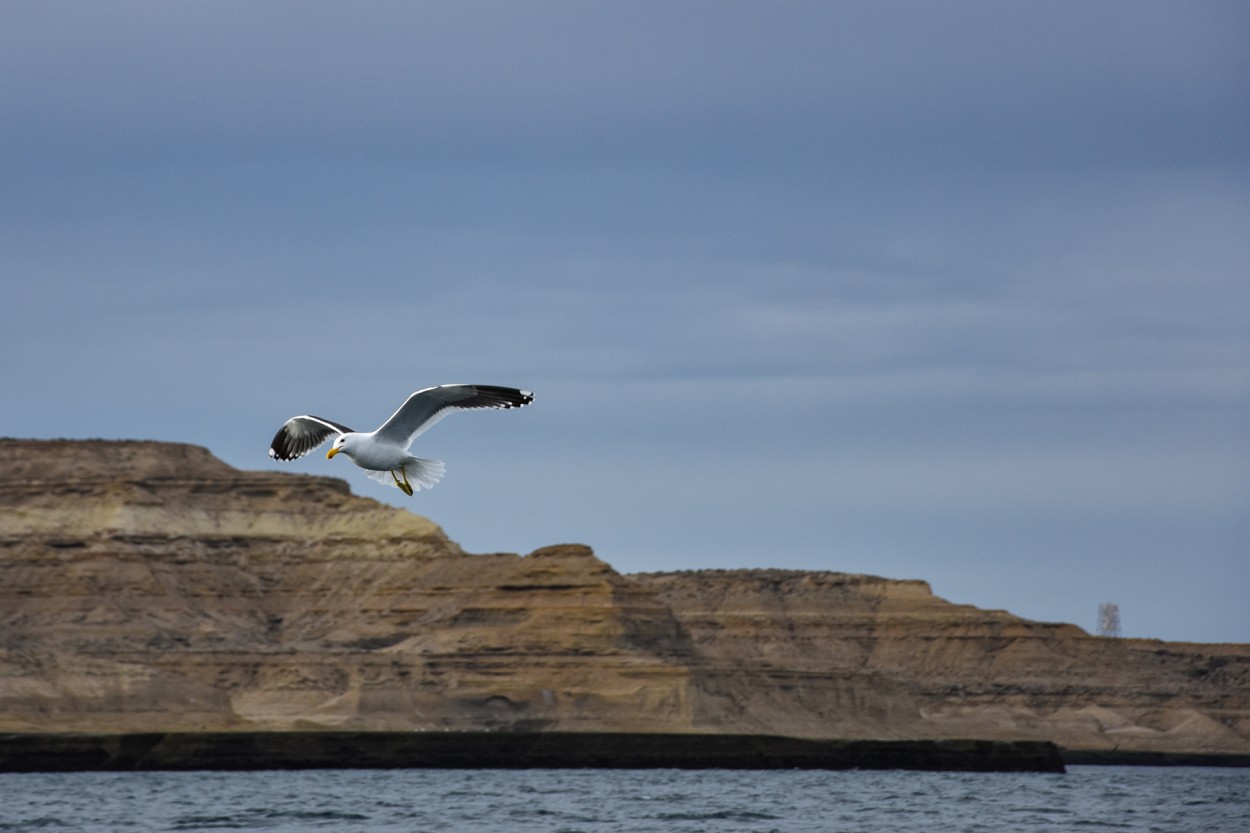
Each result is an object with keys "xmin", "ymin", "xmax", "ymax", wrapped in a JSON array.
[{"xmin": 326, "ymin": 433, "xmax": 354, "ymax": 459}]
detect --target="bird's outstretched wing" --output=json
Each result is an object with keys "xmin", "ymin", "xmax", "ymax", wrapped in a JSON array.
[
  {"xmin": 268, "ymin": 415, "xmax": 354, "ymax": 461},
  {"xmin": 374, "ymin": 384, "xmax": 534, "ymax": 449}
]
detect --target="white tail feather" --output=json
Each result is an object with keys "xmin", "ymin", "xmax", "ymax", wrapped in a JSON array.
[{"xmin": 365, "ymin": 457, "xmax": 446, "ymax": 492}]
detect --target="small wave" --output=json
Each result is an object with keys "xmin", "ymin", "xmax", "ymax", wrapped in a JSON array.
[
  {"xmin": 655, "ymin": 809, "xmax": 782, "ymax": 822},
  {"xmin": 1017, "ymin": 805, "xmax": 1073, "ymax": 814},
  {"xmin": 170, "ymin": 815, "xmax": 241, "ymax": 830},
  {"xmin": 267, "ymin": 810, "xmax": 370, "ymax": 822},
  {"xmin": 1069, "ymin": 820, "xmax": 1136, "ymax": 829},
  {"xmin": 519, "ymin": 783, "xmax": 580, "ymax": 795},
  {"xmin": 170, "ymin": 809, "xmax": 370, "ymax": 829}
]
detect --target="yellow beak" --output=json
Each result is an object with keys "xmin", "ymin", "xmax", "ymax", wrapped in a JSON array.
[{"xmin": 327, "ymin": 447, "xmax": 340, "ymax": 459}]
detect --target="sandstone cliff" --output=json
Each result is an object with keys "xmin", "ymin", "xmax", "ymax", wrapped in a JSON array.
[
  {"xmin": 1, "ymin": 438, "xmax": 1247, "ymax": 757},
  {"xmin": 637, "ymin": 571, "xmax": 1250, "ymax": 755}
]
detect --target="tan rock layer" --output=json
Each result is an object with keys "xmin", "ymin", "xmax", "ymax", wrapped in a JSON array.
[
  {"xmin": 634, "ymin": 570, "xmax": 1250, "ymax": 752},
  {"xmin": 1, "ymin": 439, "xmax": 1246, "ymax": 756}
]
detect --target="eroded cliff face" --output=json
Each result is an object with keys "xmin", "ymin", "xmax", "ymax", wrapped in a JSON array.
[
  {"xmin": 1, "ymin": 438, "xmax": 1246, "ymax": 756},
  {"xmin": 0, "ymin": 440, "xmax": 691, "ymax": 734},
  {"xmin": 635, "ymin": 571, "xmax": 1250, "ymax": 754}
]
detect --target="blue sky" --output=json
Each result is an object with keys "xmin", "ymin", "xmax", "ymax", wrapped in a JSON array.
[{"xmin": 3, "ymin": 1, "xmax": 1247, "ymax": 642}]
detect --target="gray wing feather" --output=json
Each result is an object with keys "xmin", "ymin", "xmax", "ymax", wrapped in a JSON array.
[
  {"xmin": 374, "ymin": 384, "xmax": 533, "ymax": 448},
  {"xmin": 269, "ymin": 415, "xmax": 354, "ymax": 461}
]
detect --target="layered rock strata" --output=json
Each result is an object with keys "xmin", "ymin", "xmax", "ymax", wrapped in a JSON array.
[
  {"xmin": 1, "ymin": 439, "xmax": 1246, "ymax": 758},
  {"xmin": 636, "ymin": 571, "xmax": 1250, "ymax": 755}
]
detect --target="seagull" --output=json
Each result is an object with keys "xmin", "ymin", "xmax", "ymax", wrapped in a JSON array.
[{"xmin": 268, "ymin": 384, "xmax": 533, "ymax": 495}]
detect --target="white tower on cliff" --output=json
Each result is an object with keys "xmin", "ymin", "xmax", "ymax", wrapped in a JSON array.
[{"xmin": 1097, "ymin": 602, "xmax": 1121, "ymax": 638}]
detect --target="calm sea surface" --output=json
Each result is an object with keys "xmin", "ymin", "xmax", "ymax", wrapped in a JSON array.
[{"xmin": 2, "ymin": 766, "xmax": 1247, "ymax": 832}]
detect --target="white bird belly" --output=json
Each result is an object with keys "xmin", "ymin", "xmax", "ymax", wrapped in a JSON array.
[{"xmin": 351, "ymin": 441, "xmax": 409, "ymax": 472}]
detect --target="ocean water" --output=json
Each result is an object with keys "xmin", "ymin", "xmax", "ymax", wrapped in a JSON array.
[{"xmin": 1, "ymin": 766, "xmax": 1247, "ymax": 832}]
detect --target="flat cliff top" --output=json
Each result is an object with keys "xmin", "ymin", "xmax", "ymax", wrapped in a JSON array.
[
  {"xmin": 0, "ymin": 437, "xmax": 453, "ymax": 544},
  {"xmin": 1, "ymin": 438, "xmax": 243, "ymax": 481}
]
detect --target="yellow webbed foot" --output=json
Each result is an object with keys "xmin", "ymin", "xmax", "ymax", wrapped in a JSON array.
[{"xmin": 391, "ymin": 469, "xmax": 414, "ymax": 496}]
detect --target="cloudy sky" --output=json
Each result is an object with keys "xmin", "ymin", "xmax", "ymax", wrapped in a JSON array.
[{"xmin": 3, "ymin": 2, "xmax": 1247, "ymax": 642}]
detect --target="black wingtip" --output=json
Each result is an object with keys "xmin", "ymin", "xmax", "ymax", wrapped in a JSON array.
[{"xmin": 472, "ymin": 385, "xmax": 534, "ymax": 409}]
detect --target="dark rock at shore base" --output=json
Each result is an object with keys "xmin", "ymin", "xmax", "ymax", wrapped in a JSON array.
[
  {"xmin": 1062, "ymin": 749, "xmax": 1250, "ymax": 768},
  {"xmin": 0, "ymin": 732, "xmax": 1066, "ymax": 773}
]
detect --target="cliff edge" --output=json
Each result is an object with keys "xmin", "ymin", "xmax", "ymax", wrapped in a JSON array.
[{"xmin": 1, "ymin": 438, "xmax": 1246, "ymax": 759}]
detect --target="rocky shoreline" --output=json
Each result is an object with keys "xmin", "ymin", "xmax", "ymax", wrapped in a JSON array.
[
  {"xmin": 0, "ymin": 732, "xmax": 1066, "ymax": 773},
  {"xmin": 1060, "ymin": 748, "xmax": 1250, "ymax": 768}
]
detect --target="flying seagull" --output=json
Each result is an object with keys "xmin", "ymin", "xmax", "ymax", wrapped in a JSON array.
[{"xmin": 268, "ymin": 384, "xmax": 533, "ymax": 495}]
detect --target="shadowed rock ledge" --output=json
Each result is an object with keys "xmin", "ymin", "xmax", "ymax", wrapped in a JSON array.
[
  {"xmin": 0, "ymin": 732, "xmax": 1066, "ymax": 773},
  {"xmin": 1, "ymin": 439, "xmax": 1247, "ymax": 768}
]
